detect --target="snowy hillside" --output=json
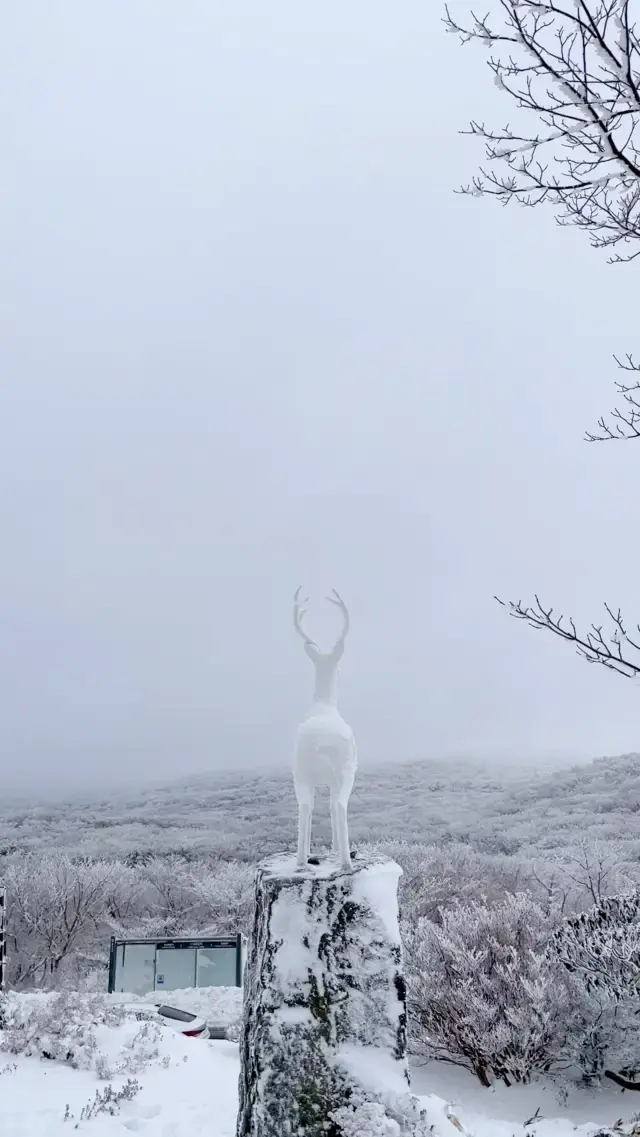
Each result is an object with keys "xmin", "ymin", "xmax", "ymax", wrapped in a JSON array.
[{"xmin": 3, "ymin": 752, "xmax": 640, "ymax": 862}]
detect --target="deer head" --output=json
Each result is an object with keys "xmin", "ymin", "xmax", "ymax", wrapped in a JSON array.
[
  {"xmin": 293, "ymin": 587, "xmax": 350, "ymax": 705},
  {"xmin": 293, "ymin": 587, "xmax": 350, "ymax": 664}
]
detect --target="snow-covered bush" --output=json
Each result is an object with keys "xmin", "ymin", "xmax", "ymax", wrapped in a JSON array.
[
  {"xmin": 0, "ymin": 991, "xmax": 168, "ymax": 1079},
  {"xmin": 550, "ymin": 890, "xmax": 640, "ymax": 1081},
  {"xmin": 404, "ymin": 892, "xmax": 572, "ymax": 1086},
  {"xmin": 331, "ymin": 1087, "xmax": 436, "ymax": 1137},
  {"xmin": 591, "ymin": 1126, "xmax": 640, "ymax": 1137},
  {"xmin": 0, "ymin": 991, "xmax": 129, "ymax": 1068},
  {"xmin": 64, "ymin": 1078, "xmax": 141, "ymax": 1124},
  {"xmin": 364, "ymin": 839, "xmax": 526, "ymax": 924},
  {"xmin": 134, "ymin": 854, "xmax": 202, "ymax": 937},
  {"xmin": 329, "ymin": 1082, "xmax": 454, "ymax": 1137},
  {"xmin": 563, "ymin": 994, "xmax": 640, "ymax": 1085},
  {"xmin": 552, "ymin": 891, "xmax": 640, "ymax": 999}
]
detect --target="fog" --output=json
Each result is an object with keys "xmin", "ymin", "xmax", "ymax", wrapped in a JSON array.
[{"xmin": 1, "ymin": 2, "xmax": 639, "ymax": 795}]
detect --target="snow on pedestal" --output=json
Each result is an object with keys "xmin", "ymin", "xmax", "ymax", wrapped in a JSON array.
[{"xmin": 236, "ymin": 853, "xmax": 411, "ymax": 1137}]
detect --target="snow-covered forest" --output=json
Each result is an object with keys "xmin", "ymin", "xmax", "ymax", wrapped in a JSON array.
[{"xmin": 5, "ymin": 752, "xmax": 640, "ymax": 1091}]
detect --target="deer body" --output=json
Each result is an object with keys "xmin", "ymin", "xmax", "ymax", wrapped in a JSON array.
[{"xmin": 292, "ymin": 588, "xmax": 357, "ymax": 870}]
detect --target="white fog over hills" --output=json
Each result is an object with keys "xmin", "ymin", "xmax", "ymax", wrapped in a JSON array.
[{"xmin": 2, "ymin": 752, "xmax": 640, "ymax": 864}]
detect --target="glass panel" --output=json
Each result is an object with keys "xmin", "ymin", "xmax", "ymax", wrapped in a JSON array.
[
  {"xmin": 114, "ymin": 943, "xmax": 156, "ymax": 996},
  {"xmin": 195, "ymin": 946, "xmax": 237, "ymax": 987},
  {"xmin": 155, "ymin": 946, "xmax": 197, "ymax": 992}
]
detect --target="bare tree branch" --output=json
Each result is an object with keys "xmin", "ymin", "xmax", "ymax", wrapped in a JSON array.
[
  {"xmin": 495, "ymin": 594, "xmax": 640, "ymax": 675},
  {"xmin": 586, "ymin": 353, "xmax": 640, "ymax": 438}
]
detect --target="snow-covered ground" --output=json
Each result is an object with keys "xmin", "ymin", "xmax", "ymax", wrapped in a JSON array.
[
  {"xmin": 1, "ymin": 990, "xmax": 639, "ymax": 1137},
  {"xmin": 412, "ymin": 1060, "xmax": 640, "ymax": 1134},
  {"xmin": 1, "ymin": 1016, "xmax": 240, "ymax": 1137}
]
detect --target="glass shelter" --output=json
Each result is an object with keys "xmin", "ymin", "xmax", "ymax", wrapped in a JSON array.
[{"xmin": 107, "ymin": 935, "xmax": 243, "ymax": 996}]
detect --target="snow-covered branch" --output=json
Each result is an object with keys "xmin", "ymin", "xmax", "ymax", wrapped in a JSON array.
[{"xmin": 445, "ymin": 0, "xmax": 640, "ymax": 260}]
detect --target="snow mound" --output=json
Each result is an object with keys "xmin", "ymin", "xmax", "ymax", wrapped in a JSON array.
[{"xmin": 136, "ymin": 984, "xmax": 243, "ymax": 1030}]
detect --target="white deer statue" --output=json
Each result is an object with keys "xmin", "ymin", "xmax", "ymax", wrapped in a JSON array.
[{"xmin": 292, "ymin": 587, "xmax": 358, "ymax": 870}]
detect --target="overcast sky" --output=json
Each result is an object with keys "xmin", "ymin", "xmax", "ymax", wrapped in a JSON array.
[{"xmin": 2, "ymin": 1, "xmax": 640, "ymax": 794}]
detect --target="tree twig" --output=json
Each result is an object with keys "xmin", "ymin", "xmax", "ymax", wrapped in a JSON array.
[{"xmin": 495, "ymin": 595, "xmax": 640, "ymax": 676}]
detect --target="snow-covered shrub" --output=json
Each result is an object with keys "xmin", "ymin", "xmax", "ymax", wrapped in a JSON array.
[
  {"xmin": 590, "ymin": 1126, "xmax": 640, "ymax": 1137},
  {"xmin": 97, "ymin": 1020, "xmax": 164, "ymax": 1079},
  {"xmin": 404, "ymin": 892, "xmax": 571, "ymax": 1087},
  {"xmin": 64, "ymin": 1078, "xmax": 141, "ymax": 1124},
  {"xmin": 0, "ymin": 991, "xmax": 167, "ymax": 1078},
  {"xmin": 0, "ymin": 991, "xmax": 127, "ymax": 1068},
  {"xmin": 331, "ymin": 1099, "xmax": 402, "ymax": 1137},
  {"xmin": 331, "ymin": 1085, "xmax": 446, "ymax": 1137},
  {"xmin": 552, "ymin": 891, "xmax": 640, "ymax": 999},
  {"xmin": 550, "ymin": 890, "xmax": 640, "ymax": 1081},
  {"xmin": 364, "ymin": 840, "xmax": 525, "ymax": 924}
]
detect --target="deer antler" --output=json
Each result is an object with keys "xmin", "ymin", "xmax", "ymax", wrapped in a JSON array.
[
  {"xmin": 293, "ymin": 586, "xmax": 318, "ymax": 647},
  {"xmin": 326, "ymin": 589, "xmax": 350, "ymax": 647}
]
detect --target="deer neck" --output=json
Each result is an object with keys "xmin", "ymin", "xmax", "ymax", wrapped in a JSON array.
[{"xmin": 312, "ymin": 657, "xmax": 338, "ymax": 707}]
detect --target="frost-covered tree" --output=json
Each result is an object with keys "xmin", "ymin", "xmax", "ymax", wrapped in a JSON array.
[
  {"xmin": 532, "ymin": 838, "xmax": 632, "ymax": 914},
  {"xmin": 403, "ymin": 893, "xmax": 571, "ymax": 1086},
  {"xmin": 136, "ymin": 855, "xmax": 200, "ymax": 937},
  {"xmin": 190, "ymin": 860, "xmax": 254, "ymax": 935},
  {"xmin": 4, "ymin": 853, "xmax": 123, "ymax": 988},
  {"xmin": 446, "ymin": 0, "xmax": 640, "ymax": 673},
  {"xmin": 561, "ymin": 838, "xmax": 630, "ymax": 905},
  {"xmin": 131, "ymin": 856, "xmax": 254, "ymax": 939},
  {"xmin": 445, "ymin": 1, "xmax": 640, "ymax": 267},
  {"xmin": 1, "ymin": 850, "xmax": 255, "ymax": 989}
]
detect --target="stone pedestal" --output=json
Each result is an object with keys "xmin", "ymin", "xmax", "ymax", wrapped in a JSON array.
[{"xmin": 236, "ymin": 853, "xmax": 409, "ymax": 1137}]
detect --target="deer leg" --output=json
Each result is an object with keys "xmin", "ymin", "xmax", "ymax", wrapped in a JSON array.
[
  {"xmin": 334, "ymin": 801, "xmax": 351, "ymax": 870},
  {"xmin": 330, "ymin": 798, "xmax": 339, "ymax": 856},
  {"xmin": 296, "ymin": 803, "xmax": 311, "ymax": 868},
  {"xmin": 295, "ymin": 785, "xmax": 315, "ymax": 868},
  {"xmin": 304, "ymin": 796, "xmax": 313, "ymax": 862}
]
